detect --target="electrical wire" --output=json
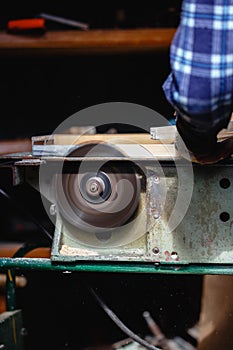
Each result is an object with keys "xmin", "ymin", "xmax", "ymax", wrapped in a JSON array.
[
  {"xmin": 0, "ymin": 187, "xmax": 53, "ymax": 243},
  {"xmin": 13, "ymin": 242, "xmax": 50, "ymax": 258},
  {"xmin": 89, "ymin": 287, "xmax": 161, "ymax": 350}
]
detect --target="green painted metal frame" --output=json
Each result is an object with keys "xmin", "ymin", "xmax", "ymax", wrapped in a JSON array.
[
  {"xmin": 1, "ymin": 257, "xmax": 233, "ymax": 275},
  {"xmin": 2, "ymin": 255, "xmax": 233, "ymax": 311},
  {"xmin": 1, "ymin": 240, "xmax": 233, "ymax": 313}
]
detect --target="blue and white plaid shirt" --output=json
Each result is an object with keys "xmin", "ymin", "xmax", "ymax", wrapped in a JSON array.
[{"xmin": 163, "ymin": 0, "xmax": 233, "ymax": 131}]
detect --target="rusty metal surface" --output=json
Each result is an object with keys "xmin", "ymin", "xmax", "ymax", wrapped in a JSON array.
[
  {"xmin": 148, "ymin": 166, "xmax": 233, "ymax": 264},
  {"xmin": 50, "ymin": 164, "xmax": 233, "ymax": 264}
]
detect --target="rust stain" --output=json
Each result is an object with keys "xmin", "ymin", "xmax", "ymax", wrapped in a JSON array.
[{"xmin": 164, "ymin": 250, "xmax": 179, "ymax": 262}]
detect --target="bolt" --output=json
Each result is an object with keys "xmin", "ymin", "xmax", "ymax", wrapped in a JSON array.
[
  {"xmin": 50, "ymin": 204, "xmax": 56, "ymax": 216},
  {"xmin": 0, "ymin": 345, "xmax": 5, "ymax": 349},
  {"xmin": 86, "ymin": 176, "xmax": 105, "ymax": 197},
  {"xmin": 153, "ymin": 212, "xmax": 160, "ymax": 220},
  {"xmin": 90, "ymin": 182, "xmax": 98, "ymax": 193},
  {"xmin": 152, "ymin": 247, "xmax": 160, "ymax": 255}
]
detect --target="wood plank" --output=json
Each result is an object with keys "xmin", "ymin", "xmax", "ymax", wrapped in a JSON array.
[
  {"xmin": 32, "ymin": 133, "xmax": 165, "ymax": 145},
  {"xmin": 141, "ymin": 144, "xmax": 177, "ymax": 159},
  {"xmin": 0, "ymin": 28, "xmax": 176, "ymax": 55}
]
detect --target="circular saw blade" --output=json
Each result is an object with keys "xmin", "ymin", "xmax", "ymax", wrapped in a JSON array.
[{"xmin": 55, "ymin": 143, "xmax": 141, "ymax": 236}]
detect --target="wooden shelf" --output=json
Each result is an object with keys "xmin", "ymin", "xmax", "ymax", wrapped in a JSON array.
[{"xmin": 0, "ymin": 28, "xmax": 175, "ymax": 55}]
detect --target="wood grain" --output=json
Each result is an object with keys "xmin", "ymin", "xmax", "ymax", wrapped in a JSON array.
[
  {"xmin": 0, "ymin": 28, "xmax": 176, "ymax": 55},
  {"xmin": 33, "ymin": 133, "xmax": 161, "ymax": 145}
]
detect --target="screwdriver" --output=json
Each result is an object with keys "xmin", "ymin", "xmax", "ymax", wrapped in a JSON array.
[{"xmin": 38, "ymin": 13, "xmax": 89, "ymax": 31}]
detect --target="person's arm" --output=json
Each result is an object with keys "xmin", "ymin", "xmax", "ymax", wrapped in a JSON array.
[{"xmin": 163, "ymin": 0, "xmax": 233, "ymax": 163}]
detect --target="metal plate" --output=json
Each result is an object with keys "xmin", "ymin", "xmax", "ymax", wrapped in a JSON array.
[
  {"xmin": 51, "ymin": 163, "xmax": 233, "ymax": 265},
  {"xmin": 148, "ymin": 166, "xmax": 233, "ymax": 264}
]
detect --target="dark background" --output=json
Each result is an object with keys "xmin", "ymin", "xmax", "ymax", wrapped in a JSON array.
[
  {"xmin": 0, "ymin": 0, "xmax": 181, "ymax": 139},
  {"xmin": 0, "ymin": 52, "xmax": 174, "ymax": 139},
  {"xmin": 0, "ymin": 2, "xmax": 203, "ymax": 349},
  {"xmin": 0, "ymin": 0, "xmax": 181, "ymax": 31}
]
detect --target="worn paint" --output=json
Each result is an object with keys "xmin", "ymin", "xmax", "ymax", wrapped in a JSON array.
[{"xmin": 1, "ymin": 257, "xmax": 233, "ymax": 275}]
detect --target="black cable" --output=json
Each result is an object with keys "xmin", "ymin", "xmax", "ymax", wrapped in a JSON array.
[
  {"xmin": 13, "ymin": 242, "xmax": 50, "ymax": 258},
  {"xmin": 89, "ymin": 287, "xmax": 161, "ymax": 350},
  {"xmin": 0, "ymin": 187, "xmax": 53, "ymax": 243}
]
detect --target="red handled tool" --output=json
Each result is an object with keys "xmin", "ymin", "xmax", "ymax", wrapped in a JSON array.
[{"xmin": 7, "ymin": 18, "xmax": 46, "ymax": 34}]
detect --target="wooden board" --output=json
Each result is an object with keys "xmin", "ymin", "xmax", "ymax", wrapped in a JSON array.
[
  {"xmin": 32, "ymin": 133, "xmax": 167, "ymax": 145},
  {"xmin": 0, "ymin": 28, "xmax": 176, "ymax": 55}
]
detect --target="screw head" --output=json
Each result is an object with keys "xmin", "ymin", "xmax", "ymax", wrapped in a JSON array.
[
  {"xmin": 152, "ymin": 247, "xmax": 160, "ymax": 255},
  {"xmin": 153, "ymin": 175, "xmax": 160, "ymax": 183},
  {"xmin": 153, "ymin": 212, "xmax": 160, "ymax": 220}
]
